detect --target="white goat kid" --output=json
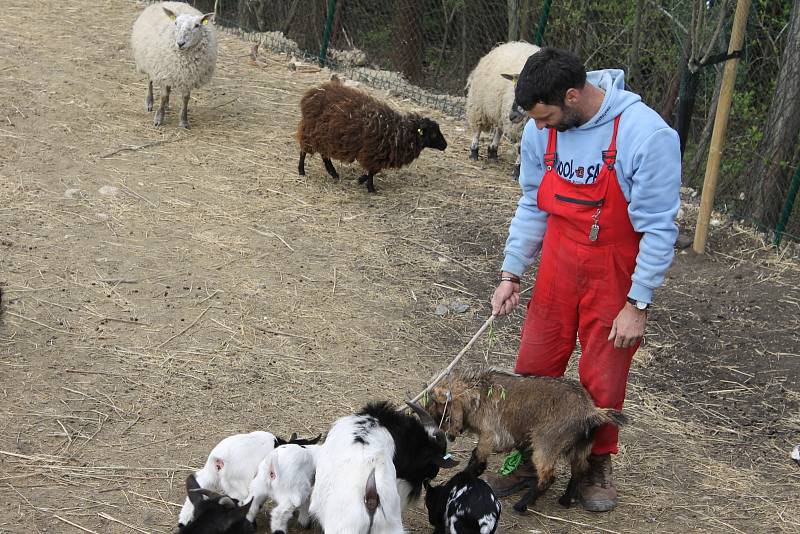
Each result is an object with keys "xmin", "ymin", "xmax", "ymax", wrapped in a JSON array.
[
  {"xmin": 310, "ymin": 415, "xmax": 404, "ymax": 534},
  {"xmin": 246, "ymin": 444, "xmax": 318, "ymax": 533},
  {"xmin": 177, "ymin": 431, "xmax": 279, "ymax": 528}
]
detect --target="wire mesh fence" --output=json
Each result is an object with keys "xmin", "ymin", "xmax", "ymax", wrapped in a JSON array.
[{"xmin": 183, "ymin": 0, "xmax": 797, "ymax": 243}]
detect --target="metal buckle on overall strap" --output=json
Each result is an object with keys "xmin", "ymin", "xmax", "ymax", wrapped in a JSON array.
[
  {"xmin": 544, "ymin": 153, "xmax": 556, "ymax": 172},
  {"xmin": 602, "ymin": 149, "xmax": 617, "ymax": 170}
]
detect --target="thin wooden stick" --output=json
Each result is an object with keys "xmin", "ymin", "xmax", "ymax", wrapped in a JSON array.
[
  {"xmin": 408, "ymin": 314, "xmax": 495, "ymax": 405},
  {"xmin": 527, "ymin": 509, "xmax": 621, "ymax": 534},
  {"xmin": 155, "ymin": 305, "xmax": 214, "ymax": 349},
  {"xmin": 99, "ymin": 134, "xmax": 186, "ymax": 159},
  {"xmin": 5, "ymin": 311, "xmax": 77, "ymax": 335},
  {"xmin": 54, "ymin": 515, "xmax": 100, "ymax": 534},
  {"xmin": 97, "ymin": 512, "xmax": 151, "ymax": 533}
]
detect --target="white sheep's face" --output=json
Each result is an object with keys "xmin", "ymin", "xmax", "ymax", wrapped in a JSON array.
[{"xmin": 163, "ymin": 8, "xmax": 214, "ymax": 51}]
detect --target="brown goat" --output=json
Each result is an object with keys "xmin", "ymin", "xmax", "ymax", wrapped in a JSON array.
[
  {"xmin": 296, "ymin": 77, "xmax": 447, "ymax": 193},
  {"xmin": 423, "ymin": 369, "xmax": 627, "ymax": 513}
]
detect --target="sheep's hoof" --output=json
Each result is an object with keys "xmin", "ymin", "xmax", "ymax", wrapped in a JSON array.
[
  {"xmin": 146, "ymin": 101, "xmax": 153, "ymax": 112},
  {"xmin": 178, "ymin": 120, "xmax": 189, "ymax": 129},
  {"xmin": 487, "ymin": 147, "xmax": 499, "ymax": 160},
  {"xmin": 469, "ymin": 148, "xmax": 479, "ymax": 160},
  {"xmin": 512, "ymin": 164, "xmax": 521, "ymax": 180},
  {"xmin": 153, "ymin": 115, "xmax": 165, "ymax": 127}
]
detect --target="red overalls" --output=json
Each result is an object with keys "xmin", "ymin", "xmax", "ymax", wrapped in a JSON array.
[{"xmin": 515, "ymin": 115, "xmax": 641, "ymax": 455}]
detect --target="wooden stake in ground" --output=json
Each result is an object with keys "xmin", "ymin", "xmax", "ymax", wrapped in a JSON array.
[{"xmin": 693, "ymin": 0, "xmax": 752, "ymax": 253}]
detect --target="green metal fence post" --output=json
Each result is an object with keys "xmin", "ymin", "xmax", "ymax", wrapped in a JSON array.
[
  {"xmin": 534, "ymin": 0, "xmax": 553, "ymax": 46},
  {"xmin": 774, "ymin": 164, "xmax": 800, "ymax": 247},
  {"xmin": 319, "ymin": 0, "xmax": 338, "ymax": 65}
]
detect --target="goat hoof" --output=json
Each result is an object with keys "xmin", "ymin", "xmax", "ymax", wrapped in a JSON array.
[
  {"xmin": 273, "ymin": 531, "xmax": 286, "ymax": 534},
  {"xmin": 358, "ymin": 174, "xmax": 368, "ymax": 184},
  {"xmin": 487, "ymin": 147, "xmax": 499, "ymax": 160},
  {"xmin": 512, "ymin": 502, "xmax": 529, "ymax": 515},
  {"xmin": 558, "ymin": 495, "xmax": 573, "ymax": 508},
  {"xmin": 469, "ymin": 148, "xmax": 478, "ymax": 160}
]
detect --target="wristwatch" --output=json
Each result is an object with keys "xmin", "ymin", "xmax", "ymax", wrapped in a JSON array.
[{"xmin": 626, "ymin": 297, "xmax": 649, "ymax": 310}]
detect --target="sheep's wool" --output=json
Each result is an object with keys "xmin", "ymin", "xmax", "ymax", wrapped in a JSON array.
[
  {"xmin": 131, "ymin": 1, "xmax": 217, "ymax": 93},
  {"xmin": 466, "ymin": 41, "xmax": 540, "ymax": 141}
]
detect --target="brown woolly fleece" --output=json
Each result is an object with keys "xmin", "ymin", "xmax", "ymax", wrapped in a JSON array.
[
  {"xmin": 424, "ymin": 369, "xmax": 627, "ymax": 508},
  {"xmin": 297, "ymin": 79, "xmax": 428, "ymax": 174}
]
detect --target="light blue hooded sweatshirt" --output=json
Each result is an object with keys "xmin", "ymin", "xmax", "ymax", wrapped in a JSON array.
[{"xmin": 502, "ymin": 69, "xmax": 681, "ymax": 304}]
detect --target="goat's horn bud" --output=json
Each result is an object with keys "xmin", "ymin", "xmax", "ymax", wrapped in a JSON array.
[{"xmin": 405, "ymin": 400, "xmax": 437, "ymax": 428}]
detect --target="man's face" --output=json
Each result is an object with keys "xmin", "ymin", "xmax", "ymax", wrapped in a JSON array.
[{"xmin": 528, "ymin": 101, "xmax": 583, "ymax": 132}]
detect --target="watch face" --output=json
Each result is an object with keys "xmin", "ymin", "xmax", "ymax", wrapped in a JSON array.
[{"xmin": 636, "ymin": 301, "xmax": 647, "ymax": 310}]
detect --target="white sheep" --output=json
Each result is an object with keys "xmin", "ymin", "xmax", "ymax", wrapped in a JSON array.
[
  {"xmin": 130, "ymin": 1, "xmax": 217, "ymax": 128},
  {"xmin": 246, "ymin": 444, "xmax": 318, "ymax": 533},
  {"xmin": 465, "ymin": 41, "xmax": 540, "ymax": 178}
]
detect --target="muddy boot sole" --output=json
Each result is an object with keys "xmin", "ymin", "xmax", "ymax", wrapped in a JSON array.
[{"xmin": 579, "ymin": 496, "xmax": 617, "ymax": 512}]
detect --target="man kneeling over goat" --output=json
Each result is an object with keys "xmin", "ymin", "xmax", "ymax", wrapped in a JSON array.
[{"xmin": 424, "ymin": 369, "xmax": 627, "ymax": 513}]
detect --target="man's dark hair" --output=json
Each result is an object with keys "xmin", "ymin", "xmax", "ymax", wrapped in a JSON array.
[{"xmin": 515, "ymin": 47, "xmax": 587, "ymax": 110}]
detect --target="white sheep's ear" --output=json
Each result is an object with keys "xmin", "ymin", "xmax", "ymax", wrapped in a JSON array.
[
  {"xmin": 200, "ymin": 13, "xmax": 215, "ymax": 25},
  {"xmin": 501, "ymin": 73, "xmax": 519, "ymax": 83},
  {"xmin": 162, "ymin": 7, "xmax": 177, "ymax": 21}
]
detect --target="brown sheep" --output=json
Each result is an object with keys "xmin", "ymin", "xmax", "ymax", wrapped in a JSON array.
[
  {"xmin": 423, "ymin": 368, "xmax": 627, "ymax": 513},
  {"xmin": 296, "ymin": 78, "xmax": 448, "ymax": 193}
]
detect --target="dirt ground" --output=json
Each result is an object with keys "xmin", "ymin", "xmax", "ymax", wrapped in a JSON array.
[{"xmin": 1, "ymin": 1, "xmax": 798, "ymax": 533}]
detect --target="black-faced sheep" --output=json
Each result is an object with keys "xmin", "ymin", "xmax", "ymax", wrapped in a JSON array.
[
  {"xmin": 423, "ymin": 369, "xmax": 627, "ymax": 513},
  {"xmin": 466, "ymin": 41, "xmax": 540, "ymax": 178},
  {"xmin": 296, "ymin": 77, "xmax": 448, "ymax": 193},
  {"xmin": 131, "ymin": 2, "xmax": 217, "ymax": 128}
]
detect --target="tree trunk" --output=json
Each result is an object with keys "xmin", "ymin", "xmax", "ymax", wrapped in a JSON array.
[
  {"xmin": 750, "ymin": 0, "xmax": 800, "ymax": 227},
  {"xmin": 519, "ymin": 0, "xmax": 534, "ymax": 41},
  {"xmin": 627, "ymin": 0, "xmax": 645, "ymax": 89},
  {"xmin": 392, "ymin": 0, "xmax": 424, "ymax": 84},
  {"xmin": 686, "ymin": 65, "xmax": 724, "ymax": 184},
  {"xmin": 675, "ymin": 64, "xmax": 700, "ymax": 157},
  {"xmin": 508, "ymin": 0, "xmax": 520, "ymax": 41}
]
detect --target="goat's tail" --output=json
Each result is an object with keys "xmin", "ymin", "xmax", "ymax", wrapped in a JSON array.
[
  {"xmin": 588, "ymin": 408, "xmax": 628, "ymax": 431},
  {"xmin": 364, "ymin": 467, "xmax": 380, "ymax": 533}
]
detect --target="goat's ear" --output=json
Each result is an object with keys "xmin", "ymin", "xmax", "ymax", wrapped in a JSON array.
[
  {"xmin": 186, "ymin": 474, "xmax": 206, "ymax": 506},
  {"xmin": 163, "ymin": 7, "xmax": 178, "ymax": 21}
]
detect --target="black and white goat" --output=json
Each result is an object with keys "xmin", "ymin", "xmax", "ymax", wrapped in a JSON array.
[
  {"xmin": 177, "ymin": 474, "xmax": 254, "ymax": 534},
  {"xmin": 246, "ymin": 443, "xmax": 319, "ymax": 533},
  {"xmin": 310, "ymin": 401, "xmax": 458, "ymax": 533},
  {"xmin": 177, "ymin": 431, "xmax": 319, "ymax": 529},
  {"xmin": 424, "ymin": 470, "xmax": 501, "ymax": 534}
]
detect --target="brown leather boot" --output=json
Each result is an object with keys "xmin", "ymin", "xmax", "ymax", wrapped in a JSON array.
[
  {"xmin": 579, "ymin": 454, "xmax": 618, "ymax": 512},
  {"xmin": 483, "ymin": 460, "xmax": 538, "ymax": 497}
]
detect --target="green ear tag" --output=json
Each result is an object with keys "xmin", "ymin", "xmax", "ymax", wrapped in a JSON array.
[{"xmin": 498, "ymin": 449, "xmax": 523, "ymax": 475}]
